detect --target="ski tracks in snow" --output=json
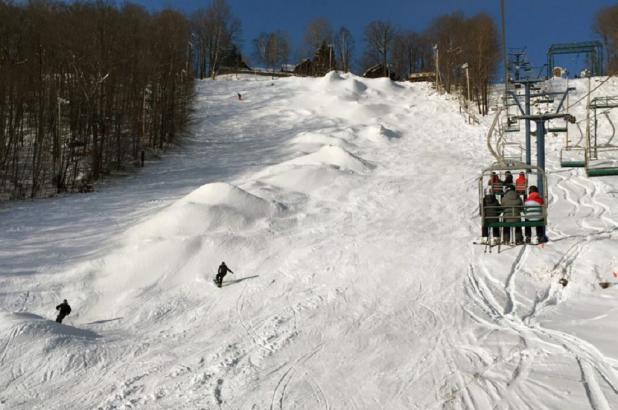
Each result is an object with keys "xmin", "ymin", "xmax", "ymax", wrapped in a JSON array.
[
  {"xmin": 465, "ymin": 238, "xmax": 618, "ymax": 408},
  {"xmin": 269, "ymin": 344, "xmax": 327, "ymax": 410}
]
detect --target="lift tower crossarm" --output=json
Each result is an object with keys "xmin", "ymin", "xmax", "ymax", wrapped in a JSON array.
[{"xmin": 512, "ymin": 113, "xmax": 576, "ymax": 195}]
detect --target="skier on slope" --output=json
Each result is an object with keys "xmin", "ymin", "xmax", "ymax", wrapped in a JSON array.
[
  {"xmin": 215, "ymin": 262, "xmax": 234, "ymax": 287},
  {"xmin": 55, "ymin": 299, "xmax": 71, "ymax": 323}
]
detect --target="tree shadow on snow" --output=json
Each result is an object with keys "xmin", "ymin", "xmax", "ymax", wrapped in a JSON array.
[{"xmin": 222, "ymin": 275, "xmax": 259, "ymax": 287}]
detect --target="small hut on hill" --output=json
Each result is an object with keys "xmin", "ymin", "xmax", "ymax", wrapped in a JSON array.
[{"xmin": 363, "ymin": 64, "xmax": 398, "ymax": 80}]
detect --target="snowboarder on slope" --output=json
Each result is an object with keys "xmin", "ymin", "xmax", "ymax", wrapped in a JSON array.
[
  {"xmin": 215, "ymin": 262, "xmax": 234, "ymax": 287},
  {"xmin": 55, "ymin": 299, "xmax": 71, "ymax": 323}
]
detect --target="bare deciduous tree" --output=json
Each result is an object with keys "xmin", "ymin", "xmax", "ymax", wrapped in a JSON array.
[
  {"xmin": 392, "ymin": 31, "xmax": 432, "ymax": 79},
  {"xmin": 335, "ymin": 26, "xmax": 354, "ymax": 73},
  {"xmin": 304, "ymin": 18, "xmax": 333, "ymax": 57},
  {"xmin": 0, "ymin": 1, "xmax": 194, "ymax": 200},
  {"xmin": 191, "ymin": 0, "xmax": 241, "ymax": 79},
  {"xmin": 254, "ymin": 31, "xmax": 290, "ymax": 72},
  {"xmin": 363, "ymin": 21, "xmax": 397, "ymax": 76}
]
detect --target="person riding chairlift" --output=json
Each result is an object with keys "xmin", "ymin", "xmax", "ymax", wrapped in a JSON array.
[
  {"xmin": 524, "ymin": 185, "xmax": 547, "ymax": 244},
  {"xmin": 491, "ymin": 172, "xmax": 503, "ymax": 196},
  {"xmin": 515, "ymin": 171, "xmax": 527, "ymax": 200}
]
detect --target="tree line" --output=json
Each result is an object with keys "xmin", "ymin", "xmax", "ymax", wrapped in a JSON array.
[
  {"xmin": 0, "ymin": 1, "xmax": 194, "ymax": 200},
  {"xmin": 250, "ymin": 13, "xmax": 499, "ymax": 115}
]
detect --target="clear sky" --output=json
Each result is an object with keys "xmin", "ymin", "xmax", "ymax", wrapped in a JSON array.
[{"xmin": 141, "ymin": 0, "xmax": 615, "ymax": 75}]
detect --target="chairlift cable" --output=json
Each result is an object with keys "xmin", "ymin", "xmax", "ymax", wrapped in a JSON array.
[{"xmin": 567, "ymin": 74, "xmax": 615, "ymax": 110}]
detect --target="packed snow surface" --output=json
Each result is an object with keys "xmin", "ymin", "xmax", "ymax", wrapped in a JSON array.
[{"xmin": 1, "ymin": 72, "xmax": 618, "ymax": 409}]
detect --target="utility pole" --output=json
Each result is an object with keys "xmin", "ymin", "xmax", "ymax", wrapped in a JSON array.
[
  {"xmin": 501, "ymin": 0, "xmax": 509, "ymax": 110},
  {"xmin": 462, "ymin": 63, "xmax": 470, "ymax": 104},
  {"xmin": 433, "ymin": 44, "xmax": 440, "ymax": 92}
]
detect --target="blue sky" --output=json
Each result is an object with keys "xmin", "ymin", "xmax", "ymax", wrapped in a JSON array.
[{"xmin": 141, "ymin": 0, "xmax": 615, "ymax": 75}]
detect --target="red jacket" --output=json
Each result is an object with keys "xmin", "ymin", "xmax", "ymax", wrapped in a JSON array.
[
  {"xmin": 515, "ymin": 175, "xmax": 527, "ymax": 191},
  {"xmin": 527, "ymin": 191, "xmax": 544, "ymax": 205}
]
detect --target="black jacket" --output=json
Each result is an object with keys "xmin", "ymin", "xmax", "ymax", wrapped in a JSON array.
[
  {"xmin": 56, "ymin": 302, "xmax": 71, "ymax": 316},
  {"xmin": 482, "ymin": 194, "xmax": 502, "ymax": 223},
  {"xmin": 218, "ymin": 264, "xmax": 233, "ymax": 275}
]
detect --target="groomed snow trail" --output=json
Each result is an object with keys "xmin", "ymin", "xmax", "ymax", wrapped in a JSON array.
[{"xmin": 0, "ymin": 73, "xmax": 617, "ymax": 409}]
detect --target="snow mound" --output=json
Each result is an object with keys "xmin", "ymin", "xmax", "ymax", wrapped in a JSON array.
[
  {"xmin": 286, "ymin": 145, "xmax": 373, "ymax": 173},
  {"xmin": 127, "ymin": 182, "xmax": 281, "ymax": 240},
  {"xmin": 288, "ymin": 131, "xmax": 354, "ymax": 150},
  {"xmin": 258, "ymin": 164, "xmax": 355, "ymax": 195},
  {"xmin": 252, "ymin": 145, "xmax": 371, "ymax": 194},
  {"xmin": 360, "ymin": 124, "xmax": 401, "ymax": 141},
  {"xmin": 0, "ymin": 311, "xmax": 99, "ymax": 340},
  {"xmin": 313, "ymin": 71, "xmax": 369, "ymax": 101}
]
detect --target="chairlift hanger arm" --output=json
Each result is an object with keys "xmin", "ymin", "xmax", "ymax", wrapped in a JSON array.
[
  {"xmin": 556, "ymin": 88, "xmax": 576, "ymax": 113},
  {"xmin": 507, "ymin": 91, "xmax": 525, "ymax": 115}
]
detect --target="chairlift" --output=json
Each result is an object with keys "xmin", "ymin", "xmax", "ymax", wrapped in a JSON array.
[
  {"xmin": 586, "ymin": 99, "xmax": 618, "ymax": 176},
  {"xmin": 560, "ymin": 122, "xmax": 586, "ymax": 168},
  {"xmin": 478, "ymin": 162, "xmax": 548, "ymax": 252},
  {"xmin": 499, "ymin": 142, "xmax": 523, "ymax": 162},
  {"xmin": 586, "ymin": 147, "xmax": 618, "ymax": 176},
  {"xmin": 560, "ymin": 147, "xmax": 586, "ymax": 167}
]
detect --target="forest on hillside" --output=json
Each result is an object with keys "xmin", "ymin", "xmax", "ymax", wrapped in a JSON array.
[{"xmin": 1, "ymin": 0, "xmax": 617, "ymax": 201}]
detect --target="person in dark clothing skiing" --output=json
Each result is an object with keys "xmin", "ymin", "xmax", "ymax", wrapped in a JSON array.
[
  {"xmin": 215, "ymin": 262, "xmax": 234, "ymax": 287},
  {"xmin": 55, "ymin": 299, "xmax": 71, "ymax": 323}
]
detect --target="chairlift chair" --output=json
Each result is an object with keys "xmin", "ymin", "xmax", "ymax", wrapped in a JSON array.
[
  {"xmin": 586, "ymin": 146, "xmax": 618, "ymax": 176},
  {"xmin": 478, "ymin": 162, "xmax": 548, "ymax": 252}
]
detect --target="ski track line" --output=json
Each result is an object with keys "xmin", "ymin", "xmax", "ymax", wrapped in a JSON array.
[
  {"xmin": 578, "ymin": 358, "xmax": 612, "ymax": 410},
  {"xmin": 570, "ymin": 177, "xmax": 607, "ymax": 232},
  {"xmin": 504, "ymin": 246, "xmax": 528, "ymax": 315},
  {"xmin": 269, "ymin": 344, "xmax": 324, "ymax": 410},
  {"xmin": 579, "ymin": 177, "xmax": 618, "ymax": 228},
  {"xmin": 235, "ymin": 282, "xmax": 275, "ymax": 355},
  {"xmin": 0, "ymin": 325, "xmax": 19, "ymax": 367}
]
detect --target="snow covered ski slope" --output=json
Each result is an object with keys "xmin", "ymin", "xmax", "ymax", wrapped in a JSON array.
[{"xmin": 1, "ymin": 72, "xmax": 618, "ymax": 409}]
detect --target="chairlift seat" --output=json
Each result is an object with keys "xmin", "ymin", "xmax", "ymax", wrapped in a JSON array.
[
  {"xmin": 586, "ymin": 167, "xmax": 618, "ymax": 177},
  {"xmin": 560, "ymin": 160, "xmax": 586, "ymax": 168}
]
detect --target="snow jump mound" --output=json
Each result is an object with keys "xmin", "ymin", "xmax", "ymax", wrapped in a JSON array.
[
  {"xmin": 128, "ymin": 182, "xmax": 282, "ymax": 240},
  {"xmin": 286, "ymin": 144, "xmax": 374, "ymax": 173}
]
